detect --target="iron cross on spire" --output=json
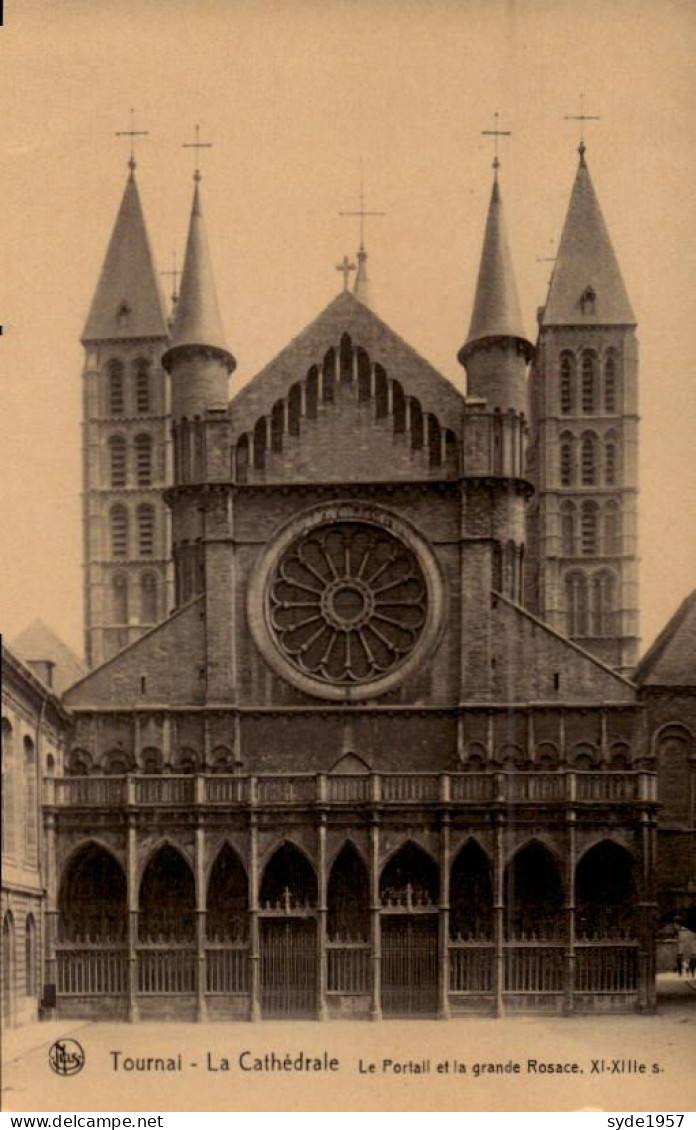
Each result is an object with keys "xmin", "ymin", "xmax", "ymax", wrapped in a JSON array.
[
  {"xmin": 115, "ymin": 108, "xmax": 149, "ymax": 172},
  {"xmin": 183, "ymin": 124, "xmax": 213, "ymax": 182},
  {"xmin": 161, "ymin": 252, "xmax": 181, "ymax": 305},
  {"xmin": 339, "ymin": 181, "xmax": 385, "ymax": 252},
  {"xmin": 564, "ymin": 92, "xmax": 601, "ymax": 159},
  {"xmin": 336, "ymin": 255, "xmax": 356, "ymax": 291},
  {"xmin": 482, "ymin": 111, "xmax": 511, "ymax": 175}
]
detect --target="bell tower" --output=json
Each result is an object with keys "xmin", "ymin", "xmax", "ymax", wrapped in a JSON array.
[
  {"xmin": 526, "ymin": 141, "xmax": 639, "ymax": 674},
  {"xmin": 81, "ymin": 154, "xmax": 172, "ymax": 667}
]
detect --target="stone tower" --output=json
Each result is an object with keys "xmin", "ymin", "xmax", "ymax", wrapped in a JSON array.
[
  {"xmin": 458, "ymin": 165, "xmax": 534, "ymax": 604},
  {"xmin": 81, "ymin": 159, "xmax": 173, "ymax": 667},
  {"xmin": 526, "ymin": 143, "xmax": 639, "ymax": 674}
]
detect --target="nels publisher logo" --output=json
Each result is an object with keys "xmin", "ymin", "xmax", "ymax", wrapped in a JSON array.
[{"xmin": 49, "ymin": 1038, "xmax": 85, "ymax": 1077}]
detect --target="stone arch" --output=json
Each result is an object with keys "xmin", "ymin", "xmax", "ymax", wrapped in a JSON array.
[
  {"xmin": 504, "ymin": 839, "xmax": 564, "ymax": 939},
  {"xmin": 450, "ymin": 839, "xmax": 493, "ymax": 940},
  {"xmin": 653, "ymin": 723, "xmax": 694, "ymax": 825},
  {"xmin": 140, "ymin": 746, "xmax": 163, "ymax": 774},
  {"xmin": 139, "ymin": 843, "xmax": 195, "ymax": 941},
  {"xmin": 173, "ymin": 746, "xmax": 199, "ymax": 774},
  {"xmin": 379, "ymin": 840, "xmax": 439, "ymax": 907},
  {"xmin": 102, "ymin": 748, "xmax": 134, "ymax": 776},
  {"xmin": 206, "ymin": 844, "xmax": 248, "ymax": 941},
  {"xmin": 609, "ymin": 741, "xmax": 631, "ymax": 768},
  {"xmin": 2, "ymin": 717, "xmax": 15, "ymax": 857},
  {"xmin": 327, "ymin": 842, "xmax": 370, "ymax": 941},
  {"xmin": 571, "ymin": 741, "xmax": 600, "ymax": 770},
  {"xmin": 259, "ymin": 841, "xmax": 318, "ymax": 909},
  {"xmin": 210, "ymin": 745, "xmax": 234, "ymax": 773},
  {"xmin": 576, "ymin": 839, "xmax": 637, "ymax": 939},
  {"xmin": 499, "ymin": 742, "xmax": 525, "ymax": 769},
  {"xmin": 330, "ymin": 751, "xmax": 370, "ymax": 774},
  {"xmin": 58, "ymin": 840, "xmax": 127, "ymax": 942},
  {"xmin": 536, "ymin": 741, "xmax": 560, "ymax": 768},
  {"xmin": 464, "ymin": 740, "xmax": 487, "ymax": 770}
]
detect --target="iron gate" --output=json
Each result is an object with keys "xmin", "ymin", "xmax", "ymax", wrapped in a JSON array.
[
  {"xmin": 381, "ymin": 915, "xmax": 439, "ymax": 1015},
  {"xmin": 260, "ymin": 919, "xmax": 317, "ymax": 1018}
]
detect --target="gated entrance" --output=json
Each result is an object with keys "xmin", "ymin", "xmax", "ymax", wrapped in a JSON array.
[
  {"xmin": 260, "ymin": 919, "xmax": 317, "ymax": 1018},
  {"xmin": 381, "ymin": 915, "xmax": 439, "ymax": 1015}
]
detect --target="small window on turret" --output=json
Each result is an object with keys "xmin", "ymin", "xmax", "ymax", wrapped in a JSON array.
[
  {"xmin": 117, "ymin": 302, "xmax": 131, "ymax": 328},
  {"xmin": 580, "ymin": 287, "xmax": 596, "ymax": 316}
]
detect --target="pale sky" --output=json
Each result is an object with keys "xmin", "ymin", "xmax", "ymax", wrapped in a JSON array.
[{"xmin": 1, "ymin": 0, "xmax": 695, "ymax": 661}]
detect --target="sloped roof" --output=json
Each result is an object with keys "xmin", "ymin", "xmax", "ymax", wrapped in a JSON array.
[
  {"xmin": 460, "ymin": 177, "xmax": 530, "ymax": 357},
  {"xmin": 10, "ymin": 619, "xmax": 86, "ymax": 695},
  {"xmin": 543, "ymin": 150, "xmax": 635, "ymax": 326},
  {"xmin": 634, "ymin": 590, "xmax": 696, "ymax": 687},
  {"xmin": 82, "ymin": 169, "xmax": 168, "ymax": 342},
  {"xmin": 229, "ymin": 289, "xmax": 464, "ymax": 437},
  {"xmin": 163, "ymin": 181, "xmax": 234, "ymax": 370}
]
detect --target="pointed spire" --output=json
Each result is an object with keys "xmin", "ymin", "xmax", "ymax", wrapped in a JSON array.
[
  {"xmin": 542, "ymin": 148, "xmax": 635, "ymax": 325},
  {"xmin": 353, "ymin": 246, "xmax": 371, "ymax": 306},
  {"xmin": 82, "ymin": 167, "xmax": 168, "ymax": 342},
  {"xmin": 163, "ymin": 178, "xmax": 235, "ymax": 373},
  {"xmin": 459, "ymin": 173, "xmax": 531, "ymax": 363}
]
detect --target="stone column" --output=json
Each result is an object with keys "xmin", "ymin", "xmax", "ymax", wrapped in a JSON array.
[
  {"xmin": 126, "ymin": 781, "xmax": 139, "ymax": 1022},
  {"xmin": 565, "ymin": 810, "xmax": 576, "ymax": 1014},
  {"xmin": 317, "ymin": 799, "xmax": 328, "ymax": 1020},
  {"xmin": 493, "ymin": 815, "xmax": 504, "ymax": 1016},
  {"xmin": 248, "ymin": 779, "xmax": 261, "ymax": 1021},
  {"xmin": 195, "ymin": 784, "xmax": 207, "ymax": 1021},
  {"xmin": 43, "ymin": 807, "xmax": 57, "ymax": 1011},
  {"xmin": 438, "ymin": 790, "xmax": 451, "ymax": 1018},
  {"xmin": 369, "ymin": 809, "xmax": 382, "ymax": 1020}
]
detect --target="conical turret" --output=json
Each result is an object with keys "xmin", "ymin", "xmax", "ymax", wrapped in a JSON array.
[
  {"xmin": 163, "ymin": 180, "xmax": 234, "ymax": 373},
  {"xmin": 353, "ymin": 246, "xmax": 371, "ymax": 307},
  {"xmin": 82, "ymin": 166, "xmax": 168, "ymax": 342},
  {"xmin": 542, "ymin": 145, "xmax": 634, "ymax": 325},
  {"xmin": 459, "ymin": 171, "xmax": 532, "ymax": 414}
]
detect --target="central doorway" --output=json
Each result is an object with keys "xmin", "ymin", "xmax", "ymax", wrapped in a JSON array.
[
  {"xmin": 260, "ymin": 918, "xmax": 317, "ymax": 1018},
  {"xmin": 381, "ymin": 915, "xmax": 439, "ymax": 1015}
]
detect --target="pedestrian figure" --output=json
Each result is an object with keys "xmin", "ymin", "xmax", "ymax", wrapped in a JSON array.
[
  {"xmin": 676, "ymin": 953, "xmax": 684, "ymax": 976},
  {"xmin": 689, "ymin": 955, "xmax": 696, "ymax": 978}
]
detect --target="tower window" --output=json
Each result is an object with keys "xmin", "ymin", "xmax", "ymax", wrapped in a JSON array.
[
  {"xmin": 135, "ymin": 360, "xmax": 151, "ymax": 414},
  {"xmin": 137, "ymin": 505, "xmax": 155, "ymax": 557},
  {"xmin": 560, "ymin": 354, "xmax": 574, "ymax": 415},
  {"xmin": 110, "ymin": 506, "xmax": 129, "ymax": 558},
  {"xmin": 135, "ymin": 433, "xmax": 152, "ymax": 488},
  {"xmin": 591, "ymin": 570, "xmax": 616, "ymax": 636},
  {"xmin": 109, "ymin": 435, "xmax": 127, "ymax": 488},
  {"xmin": 604, "ymin": 355, "xmax": 617, "ymax": 412},
  {"xmin": 581, "ymin": 355, "xmax": 597, "ymax": 414},
  {"xmin": 117, "ymin": 302, "xmax": 131, "ymax": 327},
  {"xmin": 560, "ymin": 437, "xmax": 573, "ymax": 485},
  {"xmin": 565, "ymin": 571, "xmax": 588, "ymax": 636},
  {"xmin": 581, "ymin": 435, "xmax": 597, "ymax": 485},
  {"xmin": 580, "ymin": 501, "xmax": 598, "ymax": 555},
  {"xmin": 112, "ymin": 573, "xmax": 129, "ymax": 623},
  {"xmin": 108, "ymin": 360, "xmax": 125, "ymax": 415},
  {"xmin": 560, "ymin": 502, "xmax": 576, "ymax": 556},
  {"xmin": 140, "ymin": 572, "xmax": 157, "ymax": 623},
  {"xmin": 605, "ymin": 439, "xmax": 618, "ymax": 485},
  {"xmin": 580, "ymin": 287, "xmax": 596, "ymax": 316},
  {"xmin": 603, "ymin": 502, "xmax": 621, "ymax": 555}
]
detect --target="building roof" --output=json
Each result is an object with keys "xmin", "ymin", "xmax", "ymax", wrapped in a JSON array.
[
  {"xmin": 10, "ymin": 619, "xmax": 87, "ymax": 695},
  {"xmin": 634, "ymin": 590, "xmax": 696, "ymax": 687},
  {"xmin": 459, "ymin": 176, "xmax": 530, "ymax": 360},
  {"xmin": 163, "ymin": 180, "xmax": 234, "ymax": 371},
  {"xmin": 82, "ymin": 167, "xmax": 169, "ymax": 342},
  {"xmin": 542, "ymin": 148, "xmax": 635, "ymax": 326}
]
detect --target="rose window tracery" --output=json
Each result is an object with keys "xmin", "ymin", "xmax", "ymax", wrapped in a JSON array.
[{"xmin": 268, "ymin": 522, "xmax": 428, "ymax": 685}]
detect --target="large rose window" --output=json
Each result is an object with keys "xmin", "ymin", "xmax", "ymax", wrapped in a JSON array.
[{"xmin": 268, "ymin": 522, "xmax": 428, "ymax": 685}]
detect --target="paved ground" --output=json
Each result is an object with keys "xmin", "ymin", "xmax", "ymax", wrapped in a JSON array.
[{"xmin": 3, "ymin": 980, "xmax": 695, "ymax": 1113}]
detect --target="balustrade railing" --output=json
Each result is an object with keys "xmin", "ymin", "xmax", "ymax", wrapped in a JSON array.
[
  {"xmin": 137, "ymin": 946, "xmax": 196, "ymax": 994},
  {"xmin": 205, "ymin": 944, "xmax": 250, "ymax": 993},
  {"xmin": 56, "ymin": 946, "xmax": 128, "ymax": 995},
  {"xmin": 448, "ymin": 944, "xmax": 494, "ymax": 993},
  {"xmin": 574, "ymin": 945, "xmax": 638, "ymax": 993},
  {"xmin": 50, "ymin": 770, "xmax": 651, "ymax": 809},
  {"xmin": 326, "ymin": 941, "xmax": 371, "ymax": 993},
  {"xmin": 504, "ymin": 945, "xmax": 565, "ymax": 993}
]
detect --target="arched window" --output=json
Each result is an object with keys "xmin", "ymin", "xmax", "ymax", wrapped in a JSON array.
[
  {"xmin": 109, "ymin": 435, "xmax": 127, "ymax": 488},
  {"xmin": 374, "ymin": 365, "xmax": 388, "ymax": 419},
  {"xmin": 305, "ymin": 366, "xmax": 319, "ymax": 419},
  {"xmin": 25, "ymin": 915, "xmax": 37, "ymax": 997},
  {"xmin": 581, "ymin": 433, "xmax": 597, "ymax": 485},
  {"xmin": 392, "ymin": 380, "xmax": 406, "ymax": 434},
  {"xmin": 1, "ymin": 718, "xmax": 14, "ymax": 856},
  {"xmin": 428, "ymin": 414, "xmax": 442, "ymax": 468},
  {"xmin": 134, "ymin": 359, "xmax": 151, "ymax": 414},
  {"xmin": 253, "ymin": 417, "xmax": 267, "ymax": 471},
  {"xmin": 591, "ymin": 570, "xmax": 616, "ymax": 636},
  {"xmin": 193, "ymin": 421, "xmax": 204, "ymax": 479},
  {"xmin": 112, "ymin": 574, "xmax": 128, "ymax": 623},
  {"xmin": 603, "ymin": 501, "xmax": 621, "ymax": 555},
  {"xmin": 140, "ymin": 572, "xmax": 157, "ymax": 623},
  {"xmin": 110, "ymin": 505, "xmax": 128, "ymax": 558},
  {"xmin": 559, "ymin": 353, "xmax": 574, "ymax": 415},
  {"xmin": 560, "ymin": 501, "xmax": 576, "ymax": 556},
  {"xmin": 271, "ymin": 401, "xmax": 284, "ymax": 454},
  {"xmin": 357, "ymin": 348, "xmax": 371, "ymax": 402},
  {"xmin": 180, "ymin": 419, "xmax": 191, "ymax": 481},
  {"xmin": 581, "ymin": 354, "xmax": 597, "ymax": 414},
  {"xmin": 23, "ymin": 737, "xmax": 37, "ymax": 865},
  {"xmin": 559, "ymin": 434, "xmax": 574, "ymax": 485},
  {"xmin": 322, "ymin": 347, "xmax": 336, "ymax": 403},
  {"xmin": 288, "ymin": 384, "xmax": 302, "ymax": 435},
  {"xmin": 580, "ymin": 286, "xmax": 596, "ymax": 316},
  {"xmin": 108, "ymin": 360, "xmax": 124, "ymax": 415},
  {"xmin": 604, "ymin": 354, "xmax": 617, "ymax": 412},
  {"xmin": 235, "ymin": 434, "xmax": 249, "ymax": 483},
  {"xmin": 134, "ymin": 434, "xmax": 152, "ymax": 488},
  {"xmin": 137, "ymin": 505, "xmax": 154, "ymax": 557},
  {"xmin": 410, "ymin": 398, "xmax": 424, "ymax": 450},
  {"xmin": 604, "ymin": 436, "xmax": 618, "ymax": 485},
  {"xmin": 580, "ymin": 500, "xmax": 598, "ymax": 555},
  {"xmin": 565, "ymin": 571, "xmax": 588, "ymax": 635}
]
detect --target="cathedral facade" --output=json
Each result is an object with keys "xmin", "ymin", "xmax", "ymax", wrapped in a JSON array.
[{"xmin": 23, "ymin": 141, "xmax": 692, "ymax": 1023}]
